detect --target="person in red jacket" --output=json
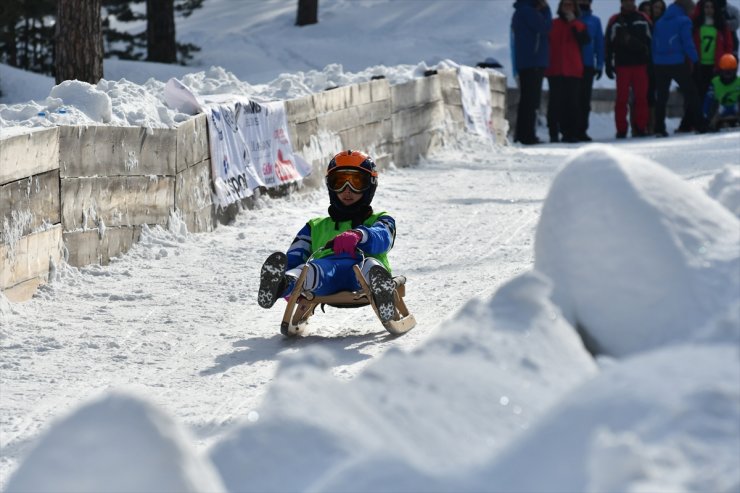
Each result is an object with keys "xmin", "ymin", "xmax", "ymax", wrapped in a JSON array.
[
  {"xmin": 545, "ymin": 0, "xmax": 591, "ymax": 142},
  {"xmin": 605, "ymin": 0, "xmax": 654, "ymax": 138}
]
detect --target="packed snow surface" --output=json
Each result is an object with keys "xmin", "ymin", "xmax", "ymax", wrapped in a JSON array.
[
  {"xmin": 2, "ymin": 135, "xmax": 739, "ymax": 492},
  {"xmin": 1, "ymin": 0, "xmax": 739, "ymax": 490}
]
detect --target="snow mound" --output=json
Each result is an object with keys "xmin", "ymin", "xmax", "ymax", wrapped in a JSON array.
[
  {"xmin": 476, "ymin": 344, "xmax": 740, "ymax": 493},
  {"xmin": 706, "ymin": 165, "xmax": 740, "ymax": 218},
  {"xmin": 50, "ymin": 80, "xmax": 112, "ymax": 123},
  {"xmin": 210, "ymin": 271, "xmax": 597, "ymax": 493},
  {"xmin": 5, "ymin": 391, "xmax": 225, "ymax": 493},
  {"xmin": 534, "ymin": 144, "xmax": 740, "ymax": 357}
]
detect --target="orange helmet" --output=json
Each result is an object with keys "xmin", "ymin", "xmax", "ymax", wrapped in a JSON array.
[{"xmin": 718, "ymin": 53, "xmax": 738, "ymax": 71}]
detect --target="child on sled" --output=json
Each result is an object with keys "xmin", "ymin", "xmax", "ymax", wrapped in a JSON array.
[
  {"xmin": 257, "ymin": 150, "xmax": 398, "ymax": 322},
  {"xmin": 703, "ymin": 54, "xmax": 740, "ymax": 131}
]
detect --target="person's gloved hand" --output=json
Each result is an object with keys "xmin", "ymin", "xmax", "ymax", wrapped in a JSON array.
[
  {"xmin": 333, "ymin": 230, "xmax": 362, "ymax": 256},
  {"xmin": 605, "ymin": 64, "xmax": 615, "ymax": 80},
  {"xmin": 595, "ymin": 67, "xmax": 603, "ymax": 80}
]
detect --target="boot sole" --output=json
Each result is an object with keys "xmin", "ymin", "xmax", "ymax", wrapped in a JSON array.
[
  {"xmin": 258, "ymin": 252, "xmax": 287, "ymax": 308},
  {"xmin": 368, "ymin": 265, "xmax": 396, "ymax": 323}
]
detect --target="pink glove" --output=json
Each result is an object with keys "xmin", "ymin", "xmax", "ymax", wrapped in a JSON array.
[{"xmin": 333, "ymin": 230, "xmax": 361, "ymax": 256}]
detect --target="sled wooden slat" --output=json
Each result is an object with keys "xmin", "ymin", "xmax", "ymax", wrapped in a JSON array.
[{"xmin": 279, "ymin": 264, "xmax": 416, "ymax": 337}]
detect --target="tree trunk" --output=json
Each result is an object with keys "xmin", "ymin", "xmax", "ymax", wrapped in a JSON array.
[
  {"xmin": 296, "ymin": 0, "xmax": 318, "ymax": 26},
  {"xmin": 55, "ymin": 0, "xmax": 103, "ymax": 84},
  {"xmin": 146, "ymin": 0, "xmax": 176, "ymax": 63}
]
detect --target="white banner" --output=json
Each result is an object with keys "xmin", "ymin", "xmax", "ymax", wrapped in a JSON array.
[
  {"xmin": 164, "ymin": 78, "xmax": 310, "ymax": 208},
  {"xmin": 207, "ymin": 99, "xmax": 309, "ymax": 207},
  {"xmin": 457, "ymin": 66, "xmax": 495, "ymax": 141}
]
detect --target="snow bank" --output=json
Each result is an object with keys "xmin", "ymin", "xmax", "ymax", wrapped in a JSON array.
[
  {"xmin": 0, "ymin": 60, "xmax": 463, "ymax": 130},
  {"xmin": 4, "ymin": 392, "xmax": 226, "ymax": 493},
  {"xmin": 210, "ymin": 272, "xmax": 597, "ymax": 493},
  {"xmin": 706, "ymin": 165, "xmax": 740, "ymax": 218},
  {"xmin": 475, "ymin": 344, "xmax": 740, "ymax": 492},
  {"xmin": 534, "ymin": 145, "xmax": 740, "ymax": 357},
  {"xmin": 49, "ymin": 80, "xmax": 112, "ymax": 123}
]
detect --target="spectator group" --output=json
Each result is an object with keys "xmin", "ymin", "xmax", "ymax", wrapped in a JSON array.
[{"xmin": 511, "ymin": 0, "xmax": 740, "ymax": 144}]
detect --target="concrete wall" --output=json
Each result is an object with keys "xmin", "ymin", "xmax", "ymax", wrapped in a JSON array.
[
  {"xmin": 0, "ymin": 128, "xmax": 63, "ymax": 301},
  {"xmin": 2, "ymin": 68, "xmax": 506, "ymax": 301}
]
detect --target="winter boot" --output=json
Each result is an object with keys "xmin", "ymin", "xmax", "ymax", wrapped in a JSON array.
[
  {"xmin": 367, "ymin": 265, "xmax": 396, "ymax": 323},
  {"xmin": 258, "ymin": 252, "xmax": 288, "ymax": 309}
]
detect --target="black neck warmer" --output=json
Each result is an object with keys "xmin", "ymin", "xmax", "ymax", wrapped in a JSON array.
[{"xmin": 328, "ymin": 203, "xmax": 373, "ymax": 229}]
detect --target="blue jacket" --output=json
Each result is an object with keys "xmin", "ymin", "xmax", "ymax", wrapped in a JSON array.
[
  {"xmin": 652, "ymin": 3, "xmax": 698, "ymax": 65},
  {"xmin": 511, "ymin": 0, "xmax": 553, "ymax": 70},
  {"xmin": 286, "ymin": 215, "xmax": 396, "ymax": 271},
  {"xmin": 580, "ymin": 8, "xmax": 605, "ymax": 70}
]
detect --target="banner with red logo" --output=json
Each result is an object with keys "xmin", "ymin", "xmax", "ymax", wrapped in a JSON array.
[{"xmin": 205, "ymin": 98, "xmax": 310, "ymax": 208}]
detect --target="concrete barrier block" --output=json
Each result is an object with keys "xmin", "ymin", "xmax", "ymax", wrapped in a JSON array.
[
  {"xmin": 1, "ymin": 224, "xmax": 62, "ymax": 294},
  {"xmin": 285, "ymin": 94, "xmax": 317, "ymax": 124},
  {"xmin": 63, "ymin": 226, "xmax": 141, "ymax": 267},
  {"xmin": 438, "ymin": 69, "xmax": 462, "ymax": 105},
  {"xmin": 490, "ymin": 91, "xmax": 506, "ymax": 109},
  {"xmin": 391, "ymin": 101, "xmax": 446, "ymax": 140},
  {"xmin": 392, "ymin": 130, "xmax": 437, "ymax": 167},
  {"xmin": 488, "ymin": 71, "xmax": 507, "ymax": 93},
  {"xmin": 0, "ymin": 169, "xmax": 60, "ymax": 241},
  {"xmin": 369, "ymin": 78, "xmax": 391, "ymax": 102},
  {"xmin": 61, "ymin": 176, "xmax": 175, "ymax": 230},
  {"xmin": 289, "ymin": 119, "xmax": 319, "ymax": 151},
  {"xmin": 491, "ymin": 106, "xmax": 506, "ymax": 120},
  {"xmin": 176, "ymin": 114, "xmax": 210, "ymax": 173},
  {"xmin": 176, "ymin": 159, "xmax": 214, "ymax": 233},
  {"xmin": 313, "ymin": 85, "xmax": 352, "ymax": 114},
  {"xmin": 339, "ymin": 119, "xmax": 393, "ymax": 153},
  {"xmin": 0, "ymin": 128, "xmax": 59, "ymax": 186},
  {"xmin": 317, "ymin": 100, "xmax": 391, "ymax": 133},
  {"xmin": 349, "ymin": 82, "xmax": 374, "ymax": 107},
  {"xmin": 445, "ymin": 105, "xmax": 466, "ymax": 126},
  {"xmin": 59, "ymin": 125, "xmax": 177, "ymax": 177},
  {"xmin": 390, "ymin": 76, "xmax": 442, "ymax": 112}
]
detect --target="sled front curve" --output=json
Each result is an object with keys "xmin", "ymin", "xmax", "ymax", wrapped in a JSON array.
[{"xmin": 280, "ymin": 264, "xmax": 416, "ymax": 337}]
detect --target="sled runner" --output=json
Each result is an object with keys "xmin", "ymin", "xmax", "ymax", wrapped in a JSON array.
[{"xmin": 280, "ymin": 252, "xmax": 416, "ymax": 337}]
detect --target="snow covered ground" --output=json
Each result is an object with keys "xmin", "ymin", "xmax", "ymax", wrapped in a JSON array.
[
  {"xmin": 1, "ymin": 0, "xmax": 740, "ymax": 491},
  {"xmin": 2, "ymin": 133, "xmax": 739, "ymax": 491}
]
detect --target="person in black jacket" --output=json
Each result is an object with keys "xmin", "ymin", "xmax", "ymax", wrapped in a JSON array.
[
  {"xmin": 605, "ymin": 0, "xmax": 654, "ymax": 138},
  {"xmin": 512, "ymin": 0, "xmax": 554, "ymax": 145}
]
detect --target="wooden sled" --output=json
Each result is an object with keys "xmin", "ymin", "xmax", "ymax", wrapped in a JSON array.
[{"xmin": 280, "ymin": 263, "xmax": 416, "ymax": 337}]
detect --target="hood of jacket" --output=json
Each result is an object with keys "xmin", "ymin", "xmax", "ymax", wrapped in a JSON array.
[
  {"xmin": 661, "ymin": 2, "xmax": 688, "ymax": 22},
  {"xmin": 514, "ymin": 0, "xmax": 540, "ymax": 9}
]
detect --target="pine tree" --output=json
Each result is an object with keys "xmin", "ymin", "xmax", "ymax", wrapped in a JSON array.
[
  {"xmin": 146, "ymin": 0, "xmax": 176, "ymax": 62},
  {"xmin": 0, "ymin": 0, "xmax": 56, "ymax": 75},
  {"xmin": 102, "ymin": 0, "xmax": 146, "ymax": 60},
  {"xmin": 55, "ymin": 0, "xmax": 104, "ymax": 84}
]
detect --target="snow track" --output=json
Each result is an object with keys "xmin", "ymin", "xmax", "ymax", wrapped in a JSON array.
[{"xmin": 0, "ymin": 134, "xmax": 734, "ymax": 487}]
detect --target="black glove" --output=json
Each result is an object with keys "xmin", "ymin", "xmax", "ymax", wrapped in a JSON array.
[
  {"xmin": 605, "ymin": 64, "xmax": 615, "ymax": 80},
  {"xmin": 595, "ymin": 68, "xmax": 603, "ymax": 80}
]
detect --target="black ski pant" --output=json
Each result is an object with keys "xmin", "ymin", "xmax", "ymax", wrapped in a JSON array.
[
  {"xmin": 515, "ymin": 67, "xmax": 545, "ymax": 143},
  {"xmin": 654, "ymin": 63, "xmax": 704, "ymax": 134},
  {"xmin": 547, "ymin": 75, "xmax": 581, "ymax": 141},
  {"xmin": 578, "ymin": 67, "xmax": 596, "ymax": 138}
]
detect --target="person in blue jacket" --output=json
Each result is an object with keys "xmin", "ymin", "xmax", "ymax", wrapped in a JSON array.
[
  {"xmin": 511, "ymin": 0, "xmax": 553, "ymax": 145},
  {"xmin": 577, "ymin": 0, "xmax": 605, "ymax": 141},
  {"xmin": 257, "ymin": 150, "xmax": 398, "ymax": 322},
  {"xmin": 652, "ymin": 0, "xmax": 708, "ymax": 135}
]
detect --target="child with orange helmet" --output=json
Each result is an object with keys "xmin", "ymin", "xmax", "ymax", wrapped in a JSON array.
[
  {"xmin": 257, "ymin": 150, "xmax": 398, "ymax": 322},
  {"xmin": 703, "ymin": 53, "xmax": 740, "ymax": 129}
]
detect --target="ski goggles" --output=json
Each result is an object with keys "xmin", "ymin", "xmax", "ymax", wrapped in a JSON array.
[{"xmin": 326, "ymin": 168, "xmax": 374, "ymax": 193}]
